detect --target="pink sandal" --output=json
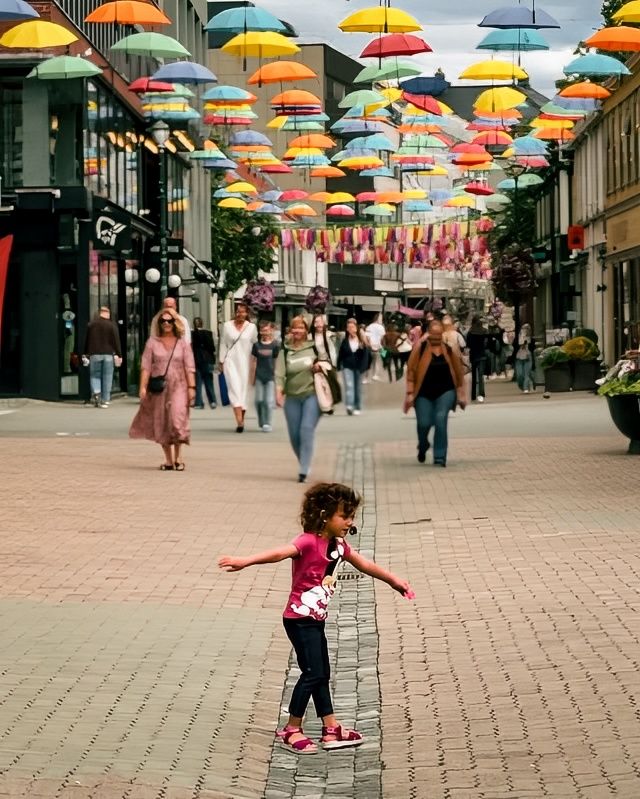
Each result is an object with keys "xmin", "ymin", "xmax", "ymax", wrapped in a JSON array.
[
  {"xmin": 276, "ymin": 725, "xmax": 318, "ymax": 755},
  {"xmin": 321, "ymin": 724, "xmax": 364, "ymax": 750}
]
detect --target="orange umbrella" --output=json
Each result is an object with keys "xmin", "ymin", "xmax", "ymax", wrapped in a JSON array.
[
  {"xmin": 247, "ymin": 61, "xmax": 318, "ymax": 85},
  {"xmin": 308, "ymin": 191, "xmax": 332, "ymax": 202},
  {"xmin": 472, "ymin": 130, "xmax": 513, "ymax": 147},
  {"xmin": 310, "ymin": 166, "xmax": 346, "ymax": 178},
  {"xmin": 246, "ymin": 201, "xmax": 265, "ymax": 211},
  {"xmin": 286, "ymin": 204, "xmax": 317, "ymax": 217},
  {"xmin": 375, "ymin": 191, "xmax": 404, "ymax": 203},
  {"xmin": 271, "ymin": 89, "xmax": 322, "ymax": 106},
  {"xmin": 85, "ymin": 0, "xmax": 171, "ymax": 24},
  {"xmin": 288, "ymin": 133, "xmax": 335, "ymax": 148},
  {"xmin": 559, "ymin": 81, "xmax": 611, "ymax": 100},
  {"xmin": 475, "ymin": 109, "xmax": 522, "ymax": 121},
  {"xmin": 584, "ymin": 26, "xmax": 640, "ymax": 51},
  {"xmin": 533, "ymin": 127, "xmax": 575, "ymax": 141}
]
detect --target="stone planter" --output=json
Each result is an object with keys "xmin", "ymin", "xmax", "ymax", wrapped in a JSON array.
[
  {"xmin": 571, "ymin": 360, "xmax": 600, "ymax": 392},
  {"xmin": 606, "ymin": 395, "xmax": 640, "ymax": 454},
  {"xmin": 544, "ymin": 362, "xmax": 572, "ymax": 392}
]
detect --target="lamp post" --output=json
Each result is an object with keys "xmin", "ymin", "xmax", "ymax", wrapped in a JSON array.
[
  {"xmin": 503, "ymin": 159, "xmax": 527, "ymax": 239},
  {"xmin": 149, "ymin": 121, "xmax": 171, "ymax": 296}
]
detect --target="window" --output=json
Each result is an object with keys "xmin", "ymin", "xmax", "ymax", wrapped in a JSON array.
[{"xmin": 0, "ymin": 80, "xmax": 22, "ymax": 188}]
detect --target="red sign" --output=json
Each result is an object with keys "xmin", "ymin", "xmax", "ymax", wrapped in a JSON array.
[
  {"xmin": 568, "ymin": 225, "xmax": 585, "ymax": 250},
  {"xmin": 0, "ymin": 234, "xmax": 14, "ymax": 349}
]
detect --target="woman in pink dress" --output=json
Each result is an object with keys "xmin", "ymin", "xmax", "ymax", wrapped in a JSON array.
[{"xmin": 129, "ymin": 307, "xmax": 196, "ymax": 470}]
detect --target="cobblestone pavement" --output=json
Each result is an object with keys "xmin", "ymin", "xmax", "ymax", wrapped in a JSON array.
[{"xmin": 1, "ymin": 395, "xmax": 640, "ymax": 798}]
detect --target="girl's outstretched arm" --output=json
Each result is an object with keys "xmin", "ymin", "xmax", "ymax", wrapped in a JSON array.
[
  {"xmin": 218, "ymin": 543, "xmax": 299, "ymax": 572},
  {"xmin": 346, "ymin": 550, "xmax": 413, "ymax": 598}
]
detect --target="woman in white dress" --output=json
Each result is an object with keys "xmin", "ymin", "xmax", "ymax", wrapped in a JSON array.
[{"xmin": 218, "ymin": 302, "xmax": 258, "ymax": 432}]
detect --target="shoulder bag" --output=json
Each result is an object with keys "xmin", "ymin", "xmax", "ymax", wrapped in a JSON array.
[{"xmin": 148, "ymin": 339, "xmax": 178, "ymax": 393}]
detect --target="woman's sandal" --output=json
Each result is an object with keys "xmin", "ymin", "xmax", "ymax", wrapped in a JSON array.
[
  {"xmin": 174, "ymin": 462, "xmax": 185, "ymax": 471},
  {"xmin": 321, "ymin": 725, "xmax": 364, "ymax": 750},
  {"xmin": 159, "ymin": 463, "xmax": 174, "ymax": 471},
  {"xmin": 276, "ymin": 725, "xmax": 318, "ymax": 755}
]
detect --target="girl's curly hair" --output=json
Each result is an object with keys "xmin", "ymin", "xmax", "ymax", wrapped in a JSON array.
[{"xmin": 300, "ymin": 482, "xmax": 361, "ymax": 533}]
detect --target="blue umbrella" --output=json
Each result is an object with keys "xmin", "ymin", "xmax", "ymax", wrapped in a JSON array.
[
  {"xmin": 429, "ymin": 189, "xmax": 454, "ymax": 202},
  {"xmin": 202, "ymin": 85, "xmax": 254, "ymax": 102},
  {"xmin": 476, "ymin": 28, "xmax": 549, "ymax": 51},
  {"xmin": 331, "ymin": 120, "xmax": 384, "ymax": 134},
  {"xmin": 405, "ymin": 200, "xmax": 434, "ymax": 212},
  {"xmin": 206, "ymin": 6, "xmax": 286, "ymax": 33},
  {"xmin": 360, "ymin": 167, "xmax": 395, "ymax": 177},
  {"xmin": 479, "ymin": 5, "xmax": 560, "ymax": 29},
  {"xmin": 563, "ymin": 53, "xmax": 631, "ymax": 77},
  {"xmin": 399, "ymin": 76, "xmax": 450, "ymax": 96},
  {"xmin": 332, "ymin": 148, "xmax": 378, "ymax": 161},
  {"xmin": 551, "ymin": 95, "xmax": 599, "ymax": 113},
  {"xmin": 346, "ymin": 134, "xmax": 396, "ymax": 151},
  {"xmin": 231, "ymin": 130, "xmax": 272, "ymax": 146},
  {"xmin": 260, "ymin": 190, "xmax": 283, "ymax": 202},
  {"xmin": 213, "ymin": 189, "xmax": 245, "ymax": 199},
  {"xmin": 0, "ymin": 0, "xmax": 38, "ymax": 20},
  {"xmin": 343, "ymin": 106, "xmax": 391, "ymax": 119},
  {"xmin": 511, "ymin": 135, "xmax": 548, "ymax": 154},
  {"xmin": 152, "ymin": 62, "xmax": 218, "ymax": 85},
  {"xmin": 203, "ymin": 158, "xmax": 237, "ymax": 170},
  {"xmin": 144, "ymin": 108, "xmax": 200, "ymax": 121},
  {"xmin": 254, "ymin": 203, "xmax": 283, "ymax": 215}
]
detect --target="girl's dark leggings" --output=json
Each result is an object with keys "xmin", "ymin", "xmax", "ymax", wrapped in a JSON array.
[{"xmin": 283, "ymin": 617, "xmax": 333, "ymax": 718}]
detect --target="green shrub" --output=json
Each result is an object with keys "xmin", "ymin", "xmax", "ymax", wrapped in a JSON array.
[
  {"xmin": 539, "ymin": 346, "xmax": 570, "ymax": 369},
  {"xmin": 562, "ymin": 336, "xmax": 600, "ymax": 361},
  {"xmin": 575, "ymin": 327, "xmax": 599, "ymax": 344}
]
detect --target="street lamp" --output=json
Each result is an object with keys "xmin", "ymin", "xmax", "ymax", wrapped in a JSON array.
[
  {"xmin": 149, "ymin": 120, "xmax": 171, "ymax": 296},
  {"xmin": 503, "ymin": 159, "xmax": 527, "ymax": 237}
]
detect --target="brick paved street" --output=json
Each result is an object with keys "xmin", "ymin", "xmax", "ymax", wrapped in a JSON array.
[{"xmin": 1, "ymin": 385, "xmax": 639, "ymax": 798}]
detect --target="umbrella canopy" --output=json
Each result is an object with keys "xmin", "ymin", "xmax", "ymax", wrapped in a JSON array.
[
  {"xmin": 0, "ymin": 19, "xmax": 77, "ymax": 47},
  {"xmin": 405, "ymin": 200, "xmax": 434, "ymax": 212},
  {"xmin": 585, "ymin": 26, "xmax": 640, "ymax": 52},
  {"xmin": 563, "ymin": 53, "xmax": 631, "ymax": 77},
  {"xmin": 227, "ymin": 181, "xmax": 258, "ymax": 194},
  {"xmin": 474, "ymin": 86, "xmax": 526, "ymax": 112},
  {"xmin": 339, "ymin": 6, "xmax": 421, "ymax": 33},
  {"xmin": 471, "ymin": 130, "xmax": 513, "ymax": 146},
  {"xmin": 403, "ymin": 189, "xmax": 427, "ymax": 199},
  {"xmin": 280, "ymin": 189, "xmax": 309, "ymax": 201},
  {"xmin": 289, "ymin": 133, "xmax": 335, "ymax": 148},
  {"xmin": 247, "ymin": 61, "xmax": 317, "ymax": 84},
  {"xmin": 27, "ymin": 54, "xmax": 102, "ymax": 79},
  {"xmin": 339, "ymin": 89, "xmax": 387, "ymax": 109},
  {"xmin": 476, "ymin": 28, "xmax": 549, "ymax": 51},
  {"xmin": 112, "ymin": 32, "xmax": 190, "ymax": 57},
  {"xmin": 465, "ymin": 181, "xmax": 494, "ymax": 196},
  {"xmin": 559, "ymin": 81, "xmax": 611, "ymax": 99},
  {"xmin": 205, "ymin": 6, "xmax": 285, "ymax": 33},
  {"xmin": 362, "ymin": 203, "xmax": 396, "ymax": 216},
  {"xmin": 326, "ymin": 192, "xmax": 356, "ymax": 203},
  {"xmin": 338, "ymin": 156, "xmax": 384, "ymax": 169},
  {"xmin": 613, "ymin": 0, "xmax": 640, "ymax": 22},
  {"xmin": 129, "ymin": 77, "xmax": 174, "ymax": 93},
  {"xmin": 356, "ymin": 192, "xmax": 379, "ymax": 202},
  {"xmin": 402, "ymin": 93, "xmax": 442, "ymax": 115},
  {"xmin": 510, "ymin": 135, "xmax": 548, "ymax": 154},
  {"xmin": 530, "ymin": 116, "xmax": 574, "ymax": 128},
  {"xmin": 86, "ymin": 0, "xmax": 170, "ymax": 24},
  {"xmin": 310, "ymin": 166, "xmax": 346, "ymax": 177},
  {"xmin": 308, "ymin": 191, "xmax": 332, "ymax": 202},
  {"xmin": 479, "ymin": 5, "xmax": 560, "ymax": 29},
  {"xmin": 152, "ymin": 62, "xmax": 217, "ymax": 84},
  {"xmin": 253, "ymin": 203, "xmax": 283, "ymax": 214},
  {"xmin": 376, "ymin": 191, "xmax": 404, "ymax": 203},
  {"xmin": 222, "ymin": 31, "xmax": 300, "ymax": 57},
  {"xmin": 459, "ymin": 60, "xmax": 528, "ymax": 81},
  {"xmin": 359, "ymin": 167, "xmax": 395, "ymax": 177},
  {"xmin": 0, "ymin": 0, "xmax": 38, "ymax": 20},
  {"xmin": 444, "ymin": 195, "xmax": 476, "ymax": 208},
  {"xmin": 326, "ymin": 204, "xmax": 355, "ymax": 217},
  {"xmin": 360, "ymin": 33, "xmax": 432, "ymax": 58},
  {"xmin": 218, "ymin": 197, "xmax": 247, "ymax": 209},
  {"xmin": 286, "ymin": 204, "xmax": 317, "ymax": 217},
  {"xmin": 202, "ymin": 85, "xmax": 256, "ymax": 103},
  {"xmin": 486, "ymin": 194, "xmax": 511, "ymax": 209},
  {"xmin": 272, "ymin": 89, "xmax": 322, "ymax": 106},
  {"xmin": 399, "ymin": 76, "xmax": 450, "ymax": 96},
  {"xmin": 551, "ymin": 95, "xmax": 599, "ymax": 113},
  {"xmin": 355, "ymin": 60, "xmax": 422, "ymax": 83},
  {"xmin": 347, "ymin": 133, "xmax": 396, "ymax": 151},
  {"xmin": 533, "ymin": 127, "xmax": 575, "ymax": 141}
]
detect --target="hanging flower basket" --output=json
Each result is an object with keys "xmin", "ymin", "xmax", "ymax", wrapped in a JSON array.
[
  {"xmin": 244, "ymin": 278, "xmax": 275, "ymax": 313},
  {"xmin": 305, "ymin": 285, "xmax": 332, "ymax": 314}
]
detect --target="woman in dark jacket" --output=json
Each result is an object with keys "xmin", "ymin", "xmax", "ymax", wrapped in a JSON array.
[
  {"xmin": 337, "ymin": 318, "xmax": 371, "ymax": 415},
  {"xmin": 465, "ymin": 315, "xmax": 488, "ymax": 403},
  {"xmin": 404, "ymin": 320, "xmax": 466, "ymax": 467}
]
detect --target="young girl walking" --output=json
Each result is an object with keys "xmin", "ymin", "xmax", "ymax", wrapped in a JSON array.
[{"xmin": 218, "ymin": 482, "xmax": 414, "ymax": 755}]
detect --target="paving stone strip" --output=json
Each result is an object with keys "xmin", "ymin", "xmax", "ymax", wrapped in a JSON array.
[{"xmin": 263, "ymin": 444, "xmax": 383, "ymax": 799}]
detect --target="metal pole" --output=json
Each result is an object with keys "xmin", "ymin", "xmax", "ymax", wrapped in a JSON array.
[{"xmin": 158, "ymin": 145, "xmax": 168, "ymax": 296}]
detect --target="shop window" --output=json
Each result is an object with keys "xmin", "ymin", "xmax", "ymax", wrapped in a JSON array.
[{"xmin": 0, "ymin": 81, "xmax": 22, "ymax": 188}]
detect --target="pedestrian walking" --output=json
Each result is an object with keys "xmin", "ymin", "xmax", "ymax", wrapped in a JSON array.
[
  {"xmin": 381, "ymin": 323, "xmax": 402, "ymax": 382},
  {"xmin": 487, "ymin": 322, "xmax": 506, "ymax": 378},
  {"xmin": 191, "ymin": 317, "xmax": 217, "ymax": 409},
  {"xmin": 129, "ymin": 307, "xmax": 196, "ymax": 471},
  {"xmin": 312, "ymin": 314, "xmax": 337, "ymax": 366},
  {"xmin": 515, "ymin": 324, "xmax": 536, "ymax": 393},
  {"xmin": 218, "ymin": 302, "xmax": 258, "ymax": 433},
  {"xmin": 404, "ymin": 320, "xmax": 466, "ymax": 467},
  {"xmin": 466, "ymin": 315, "xmax": 488, "ymax": 403},
  {"xmin": 396, "ymin": 325, "xmax": 414, "ymax": 377},
  {"xmin": 218, "ymin": 481, "xmax": 413, "ymax": 755},
  {"xmin": 276, "ymin": 315, "xmax": 322, "ymax": 483},
  {"xmin": 82, "ymin": 306, "xmax": 122, "ymax": 408},
  {"xmin": 150, "ymin": 297, "xmax": 191, "ymax": 344},
  {"xmin": 337, "ymin": 318, "xmax": 371, "ymax": 415},
  {"xmin": 365, "ymin": 313, "xmax": 386, "ymax": 381},
  {"xmin": 251, "ymin": 320, "xmax": 280, "ymax": 432}
]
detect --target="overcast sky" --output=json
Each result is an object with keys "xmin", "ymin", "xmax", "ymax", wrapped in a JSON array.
[{"xmin": 251, "ymin": 0, "xmax": 604, "ymax": 99}]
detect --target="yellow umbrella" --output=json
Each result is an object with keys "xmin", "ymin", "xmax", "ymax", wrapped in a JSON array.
[
  {"xmin": 226, "ymin": 181, "xmax": 258, "ymax": 193},
  {"xmin": 326, "ymin": 192, "xmax": 356, "ymax": 203},
  {"xmin": 267, "ymin": 116, "xmax": 288, "ymax": 129},
  {"xmin": 0, "ymin": 20, "xmax": 78, "ymax": 48},
  {"xmin": 436, "ymin": 100, "xmax": 454, "ymax": 115},
  {"xmin": 379, "ymin": 87, "xmax": 402, "ymax": 104},
  {"xmin": 221, "ymin": 31, "xmax": 300, "ymax": 58},
  {"xmin": 459, "ymin": 60, "xmax": 528, "ymax": 82},
  {"xmin": 613, "ymin": 1, "xmax": 640, "ymax": 22},
  {"xmin": 530, "ymin": 117, "xmax": 574, "ymax": 129},
  {"xmin": 466, "ymin": 161, "xmax": 501, "ymax": 172},
  {"xmin": 218, "ymin": 198, "xmax": 247, "ymax": 209},
  {"xmin": 444, "ymin": 196, "xmax": 476, "ymax": 208},
  {"xmin": 338, "ymin": 6, "xmax": 421, "ymax": 33},
  {"xmin": 283, "ymin": 147, "xmax": 324, "ymax": 159},
  {"xmin": 338, "ymin": 156, "xmax": 384, "ymax": 169},
  {"xmin": 423, "ymin": 165, "xmax": 449, "ymax": 176},
  {"xmin": 403, "ymin": 189, "xmax": 427, "ymax": 199},
  {"xmin": 474, "ymin": 87, "xmax": 526, "ymax": 113}
]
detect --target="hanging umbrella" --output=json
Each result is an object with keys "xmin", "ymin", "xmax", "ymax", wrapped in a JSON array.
[
  {"xmin": 288, "ymin": 133, "xmax": 335, "ymax": 148},
  {"xmin": 613, "ymin": 0, "xmax": 640, "ymax": 22},
  {"xmin": 308, "ymin": 191, "xmax": 332, "ymax": 202},
  {"xmin": 359, "ymin": 167, "xmax": 395, "ymax": 177},
  {"xmin": 403, "ymin": 189, "xmax": 427, "ymax": 199},
  {"xmin": 356, "ymin": 191, "xmax": 379, "ymax": 202},
  {"xmin": 360, "ymin": 33, "xmax": 432, "ymax": 58},
  {"xmin": 221, "ymin": 31, "xmax": 300, "ymax": 58},
  {"xmin": 286, "ymin": 204, "xmax": 317, "ymax": 217},
  {"xmin": 152, "ymin": 62, "xmax": 217, "ymax": 84},
  {"xmin": 0, "ymin": 19, "xmax": 77, "ymax": 47},
  {"xmin": 279, "ymin": 189, "xmax": 309, "ymax": 202},
  {"xmin": 338, "ymin": 156, "xmax": 384, "ymax": 169},
  {"xmin": 585, "ymin": 26, "xmax": 640, "ymax": 51},
  {"xmin": 399, "ymin": 76, "xmax": 450, "ymax": 96},
  {"xmin": 203, "ymin": 85, "xmax": 256, "ymax": 103},
  {"xmin": 510, "ymin": 135, "xmax": 548, "ymax": 154},
  {"xmin": 218, "ymin": 198, "xmax": 247, "ymax": 209},
  {"xmin": 471, "ymin": 130, "xmax": 513, "ymax": 146},
  {"xmin": 332, "ymin": 120, "xmax": 384, "ymax": 133},
  {"xmin": 272, "ymin": 89, "xmax": 322, "ymax": 107},
  {"xmin": 465, "ymin": 181, "xmax": 494, "ymax": 196},
  {"xmin": 310, "ymin": 166, "xmax": 346, "ymax": 178},
  {"xmin": 339, "ymin": 6, "xmax": 421, "ymax": 33},
  {"xmin": 213, "ymin": 189, "xmax": 244, "ymax": 199},
  {"xmin": 27, "ymin": 55, "xmax": 102, "ymax": 79},
  {"xmin": 281, "ymin": 119, "xmax": 325, "ymax": 131},
  {"xmin": 227, "ymin": 181, "xmax": 258, "ymax": 194},
  {"xmin": 247, "ymin": 61, "xmax": 317, "ymax": 85},
  {"xmin": 203, "ymin": 158, "xmax": 237, "ymax": 169},
  {"xmin": 405, "ymin": 200, "xmax": 434, "ymax": 212},
  {"xmin": 530, "ymin": 116, "xmax": 574, "ymax": 128},
  {"xmin": 563, "ymin": 54, "xmax": 631, "ymax": 77},
  {"xmin": 326, "ymin": 205, "xmax": 355, "ymax": 217},
  {"xmin": 339, "ymin": 89, "xmax": 387, "ymax": 109},
  {"xmin": 129, "ymin": 77, "xmax": 174, "ymax": 93},
  {"xmin": 259, "ymin": 163, "xmax": 292, "ymax": 173},
  {"xmin": 254, "ymin": 203, "xmax": 283, "ymax": 214},
  {"xmin": 86, "ymin": 0, "xmax": 171, "ymax": 24},
  {"xmin": 205, "ymin": 6, "xmax": 285, "ymax": 33},
  {"xmin": 326, "ymin": 192, "xmax": 356, "ymax": 203},
  {"xmin": 486, "ymin": 194, "xmax": 511, "ymax": 210},
  {"xmin": 260, "ymin": 190, "xmax": 283, "ymax": 202},
  {"xmin": 517, "ymin": 173, "xmax": 544, "ymax": 187},
  {"xmin": 479, "ymin": 5, "xmax": 560, "ymax": 29},
  {"xmin": 0, "ymin": 0, "xmax": 38, "ymax": 21},
  {"xmin": 474, "ymin": 86, "xmax": 526, "ymax": 112},
  {"xmin": 459, "ymin": 60, "xmax": 528, "ymax": 81},
  {"xmin": 376, "ymin": 191, "xmax": 404, "ymax": 203},
  {"xmin": 112, "ymin": 32, "xmax": 190, "ymax": 57},
  {"xmin": 362, "ymin": 203, "xmax": 396, "ymax": 217},
  {"xmin": 444, "ymin": 196, "xmax": 476, "ymax": 208},
  {"xmin": 346, "ymin": 133, "xmax": 396, "ymax": 151},
  {"xmin": 551, "ymin": 96, "xmax": 599, "ymax": 113},
  {"xmin": 476, "ymin": 28, "xmax": 549, "ymax": 51},
  {"xmin": 355, "ymin": 60, "xmax": 422, "ymax": 83},
  {"xmin": 533, "ymin": 127, "xmax": 575, "ymax": 141},
  {"xmin": 402, "ymin": 93, "xmax": 442, "ymax": 115},
  {"xmin": 559, "ymin": 81, "xmax": 611, "ymax": 99}
]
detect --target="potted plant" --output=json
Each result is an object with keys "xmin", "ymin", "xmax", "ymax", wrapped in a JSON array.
[
  {"xmin": 540, "ymin": 346, "xmax": 571, "ymax": 392},
  {"xmin": 562, "ymin": 335, "xmax": 601, "ymax": 391},
  {"xmin": 305, "ymin": 285, "xmax": 332, "ymax": 315},
  {"xmin": 244, "ymin": 278, "xmax": 275, "ymax": 318},
  {"xmin": 597, "ymin": 353, "xmax": 640, "ymax": 454}
]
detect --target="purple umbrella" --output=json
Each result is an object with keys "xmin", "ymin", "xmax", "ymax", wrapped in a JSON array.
[
  {"xmin": 152, "ymin": 62, "xmax": 218, "ymax": 85},
  {"xmin": 0, "ymin": 0, "xmax": 38, "ymax": 20},
  {"xmin": 479, "ymin": 4, "xmax": 560, "ymax": 29}
]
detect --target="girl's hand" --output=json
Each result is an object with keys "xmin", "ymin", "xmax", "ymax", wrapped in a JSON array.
[
  {"xmin": 218, "ymin": 556, "xmax": 248, "ymax": 572},
  {"xmin": 391, "ymin": 577, "xmax": 414, "ymax": 598},
  {"xmin": 275, "ymin": 388, "xmax": 285, "ymax": 407}
]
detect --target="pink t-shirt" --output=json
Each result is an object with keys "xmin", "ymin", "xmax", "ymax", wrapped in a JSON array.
[{"xmin": 283, "ymin": 532, "xmax": 352, "ymax": 621}]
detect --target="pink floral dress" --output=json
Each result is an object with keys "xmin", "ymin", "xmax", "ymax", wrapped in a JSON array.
[{"xmin": 129, "ymin": 336, "xmax": 195, "ymax": 445}]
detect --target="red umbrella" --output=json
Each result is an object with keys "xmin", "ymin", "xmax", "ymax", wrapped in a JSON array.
[
  {"xmin": 260, "ymin": 163, "xmax": 293, "ymax": 173},
  {"xmin": 356, "ymin": 191, "xmax": 378, "ymax": 202},
  {"xmin": 129, "ymin": 77, "xmax": 174, "ymax": 93},
  {"xmin": 402, "ymin": 93, "xmax": 442, "ymax": 115},
  {"xmin": 326, "ymin": 204, "xmax": 355, "ymax": 217},
  {"xmin": 452, "ymin": 143, "xmax": 490, "ymax": 155},
  {"xmin": 279, "ymin": 189, "xmax": 309, "ymax": 201},
  {"xmin": 518, "ymin": 156, "xmax": 549, "ymax": 168},
  {"xmin": 464, "ymin": 181, "xmax": 494, "ymax": 196},
  {"xmin": 360, "ymin": 33, "xmax": 432, "ymax": 58}
]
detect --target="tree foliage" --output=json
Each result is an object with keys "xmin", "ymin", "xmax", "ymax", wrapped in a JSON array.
[
  {"xmin": 491, "ymin": 245, "xmax": 537, "ymax": 305},
  {"xmin": 487, "ymin": 190, "xmax": 537, "ymax": 255}
]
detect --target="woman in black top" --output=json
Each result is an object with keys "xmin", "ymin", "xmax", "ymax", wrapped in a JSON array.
[
  {"xmin": 337, "ymin": 318, "xmax": 371, "ymax": 415},
  {"xmin": 465, "ymin": 316, "xmax": 488, "ymax": 403}
]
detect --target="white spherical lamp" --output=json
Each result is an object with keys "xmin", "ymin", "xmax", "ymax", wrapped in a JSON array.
[
  {"xmin": 168, "ymin": 274, "xmax": 182, "ymax": 289},
  {"xmin": 145, "ymin": 268, "xmax": 161, "ymax": 284},
  {"xmin": 124, "ymin": 268, "xmax": 139, "ymax": 284}
]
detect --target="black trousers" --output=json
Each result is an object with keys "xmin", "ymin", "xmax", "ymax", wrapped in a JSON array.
[
  {"xmin": 471, "ymin": 358, "xmax": 486, "ymax": 400},
  {"xmin": 283, "ymin": 617, "xmax": 333, "ymax": 718}
]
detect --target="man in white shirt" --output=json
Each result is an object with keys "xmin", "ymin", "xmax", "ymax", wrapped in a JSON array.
[{"xmin": 365, "ymin": 314, "xmax": 386, "ymax": 381}]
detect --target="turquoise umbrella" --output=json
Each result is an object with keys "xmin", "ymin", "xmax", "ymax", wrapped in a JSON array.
[
  {"xmin": 476, "ymin": 28, "xmax": 549, "ymax": 51},
  {"xmin": 205, "ymin": 6, "xmax": 286, "ymax": 33},
  {"xmin": 112, "ymin": 32, "xmax": 190, "ymax": 58},
  {"xmin": 339, "ymin": 89, "xmax": 387, "ymax": 108},
  {"xmin": 563, "ymin": 53, "xmax": 631, "ymax": 77}
]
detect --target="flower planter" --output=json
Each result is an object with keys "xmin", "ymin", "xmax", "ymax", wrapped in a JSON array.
[
  {"xmin": 571, "ymin": 360, "xmax": 600, "ymax": 392},
  {"xmin": 606, "ymin": 395, "xmax": 640, "ymax": 455},
  {"xmin": 544, "ymin": 362, "xmax": 572, "ymax": 392}
]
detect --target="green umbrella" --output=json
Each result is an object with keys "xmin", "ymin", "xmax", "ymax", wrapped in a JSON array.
[
  {"xmin": 355, "ymin": 60, "xmax": 422, "ymax": 83},
  {"xmin": 339, "ymin": 89, "xmax": 387, "ymax": 108},
  {"xmin": 111, "ymin": 32, "xmax": 191, "ymax": 58},
  {"xmin": 27, "ymin": 55, "xmax": 102, "ymax": 80}
]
